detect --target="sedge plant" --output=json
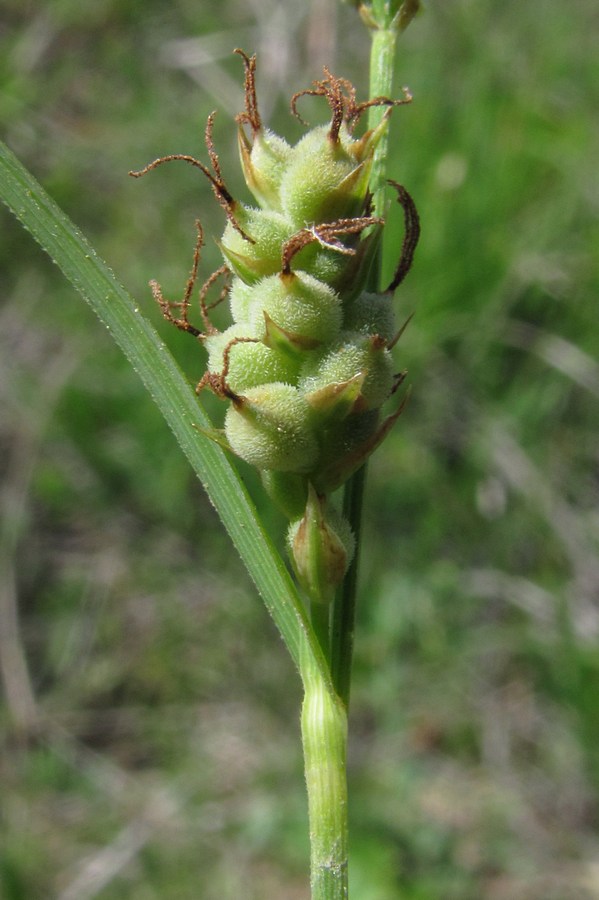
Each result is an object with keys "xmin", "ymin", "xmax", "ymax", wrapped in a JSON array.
[{"xmin": 0, "ymin": 1, "xmax": 421, "ymax": 896}]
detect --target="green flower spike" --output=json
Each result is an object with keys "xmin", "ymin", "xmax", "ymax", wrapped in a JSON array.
[{"xmin": 130, "ymin": 49, "xmax": 420, "ymax": 646}]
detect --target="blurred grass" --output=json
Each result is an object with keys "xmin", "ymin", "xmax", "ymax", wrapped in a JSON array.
[{"xmin": 1, "ymin": 0, "xmax": 598, "ymax": 897}]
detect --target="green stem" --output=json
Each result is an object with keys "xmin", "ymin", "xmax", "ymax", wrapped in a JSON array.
[
  {"xmin": 312, "ymin": 600, "xmax": 332, "ymax": 661},
  {"xmin": 333, "ymin": 22, "xmax": 399, "ymax": 707},
  {"xmin": 310, "ymin": 22, "xmax": 403, "ymax": 895},
  {"xmin": 301, "ymin": 636, "xmax": 349, "ymax": 900},
  {"xmin": 368, "ymin": 25, "xmax": 400, "ymax": 220},
  {"xmin": 331, "ymin": 464, "xmax": 366, "ymax": 706}
]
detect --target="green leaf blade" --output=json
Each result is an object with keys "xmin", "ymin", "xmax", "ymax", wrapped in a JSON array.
[{"xmin": 0, "ymin": 139, "xmax": 332, "ymax": 689}]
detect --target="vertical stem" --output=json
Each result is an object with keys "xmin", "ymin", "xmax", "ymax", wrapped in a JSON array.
[
  {"xmin": 332, "ymin": 23, "xmax": 399, "ymax": 706},
  {"xmin": 301, "ymin": 636, "xmax": 349, "ymax": 899},
  {"xmin": 368, "ymin": 26, "xmax": 400, "ymax": 220},
  {"xmin": 331, "ymin": 464, "xmax": 366, "ymax": 706},
  {"xmin": 305, "ymin": 15, "xmax": 412, "ymax": 894},
  {"xmin": 312, "ymin": 599, "xmax": 332, "ymax": 660}
]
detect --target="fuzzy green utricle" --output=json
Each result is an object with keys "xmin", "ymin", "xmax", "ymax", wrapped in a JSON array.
[
  {"xmin": 248, "ymin": 272, "xmax": 343, "ymax": 347},
  {"xmin": 220, "ymin": 207, "xmax": 356, "ymax": 287},
  {"xmin": 300, "ymin": 333, "xmax": 395, "ymax": 412},
  {"xmin": 204, "ymin": 325, "xmax": 300, "ymax": 393},
  {"xmin": 228, "ymin": 279, "xmax": 255, "ymax": 325},
  {"xmin": 225, "ymin": 383, "xmax": 318, "ymax": 473},
  {"xmin": 288, "ymin": 487, "xmax": 356, "ymax": 605},
  {"xmin": 280, "ymin": 125, "xmax": 371, "ymax": 225},
  {"xmin": 343, "ymin": 291, "xmax": 396, "ymax": 342},
  {"xmin": 238, "ymin": 127, "xmax": 292, "ymax": 212},
  {"xmin": 292, "ymin": 242, "xmax": 349, "ymax": 287},
  {"xmin": 220, "ymin": 207, "xmax": 295, "ymax": 283}
]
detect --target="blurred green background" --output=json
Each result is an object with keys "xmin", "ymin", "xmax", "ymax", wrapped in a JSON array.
[{"xmin": 1, "ymin": 0, "xmax": 598, "ymax": 897}]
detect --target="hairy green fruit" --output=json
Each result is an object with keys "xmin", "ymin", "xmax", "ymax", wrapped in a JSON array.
[
  {"xmin": 343, "ymin": 291, "xmax": 396, "ymax": 342},
  {"xmin": 280, "ymin": 125, "xmax": 372, "ymax": 225},
  {"xmin": 300, "ymin": 333, "xmax": 395, "ymax": 412},
  {"xmin": 204, "ymin": 326, "xmax": 299, "ymax": 393},
  {"xmin": 290, "ymin": 241, "xmax": 348, "ymax": 287},
  {"xmin": 288, "ymin": 486, "xmax": 355, "ymax": 605},
  {"xmin": 248, "ymin": 271, "xmax": 343, "ymax": 348},
  {"xmin": 224, "ymin": 383, "xmax": 318, "ymax": 473},
  {"xmin": 227, "ymin": 278, "xmax": 254, "ymax": 325},
  {"xmin": 238, "ymin": 126, "xmax": 292, "ymax": 212},
  {"xmin": 220, "ymin": 207, "xmax": 294, "ymax": 283}
]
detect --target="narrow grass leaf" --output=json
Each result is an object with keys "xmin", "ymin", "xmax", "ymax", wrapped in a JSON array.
[{"xmin": 0, "ymin": 139, "xmax": 332, "ymax": 687}]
